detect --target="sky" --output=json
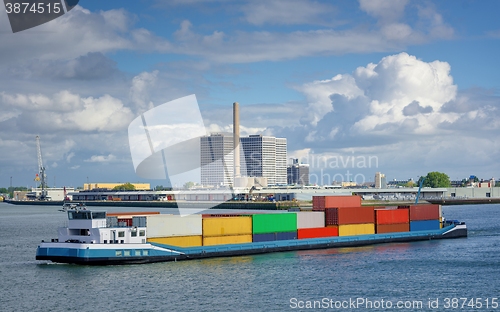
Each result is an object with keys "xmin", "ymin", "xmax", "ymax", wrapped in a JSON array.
[{"xmin": 0, "ymin": 0, "xmax": 499, "ymax": 189}]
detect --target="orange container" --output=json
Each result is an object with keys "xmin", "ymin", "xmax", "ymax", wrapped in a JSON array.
[
  {"xmin": 312, "ymin": 195, "xmax": 362, "ymax": 211},
  {"xmin": 298, "ymin": 227, "xmax": 338, "ymax": 239},
  {"xmin": 325, "ymin": 206, "xmax": 375, "ymax": 225},
  {"xmin": 409, "ymin": 204, "xmax": 440, "ymax": 221},
  {"xmin": 375, "ymin": 209, "xmax": 409, "ymax": 225},
  {"xmin": 376, "ymin": 223, "xmax": 409, "ymax": 233}
]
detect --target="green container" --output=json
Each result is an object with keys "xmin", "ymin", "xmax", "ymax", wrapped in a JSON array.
[{"xmin": 252, "ymin": 213, "xmax": 297, "ymax": 234}]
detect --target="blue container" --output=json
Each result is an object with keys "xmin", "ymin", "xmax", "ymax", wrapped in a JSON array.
[
  {"xmin": 410, "ymin": 220, "xmax": 440, "ymax": 231},
  {"xmin": 252, "ymin": 231, "xmax": 298, "ymax": 242}
]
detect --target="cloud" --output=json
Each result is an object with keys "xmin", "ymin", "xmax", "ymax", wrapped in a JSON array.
[
  {"xmin": 242, "ymin": 0, "xmax": 337, "ymax": 26},
  {"xmin": 402, "ymin": 101, "xmax": 433, "ymax": 116},
  {"xmin": 66, "ymin": 152, "xmax": 75, "ymax": 163},
  {"xmin": 84, "ymin": 154, "xmax": 117, "ymax": 163},
  {"xmin": 0, "ymin": 90, "xmax": 134, "ymax": 133},
  {"xmin": 129, "ymin": 71, "xmax": 158, "ymax": 113},
  {"xmin": 359, "ymin": 0, "xmax": 408, "ymax": 23}
]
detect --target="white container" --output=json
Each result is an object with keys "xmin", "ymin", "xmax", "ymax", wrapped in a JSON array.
[
  {"xmin": 296, "ymin": 211, "xmax": 325, "ymax": 229},
  {"xmin": 146, "ymin": 214, "xmax": 202, "ymax": 238}
]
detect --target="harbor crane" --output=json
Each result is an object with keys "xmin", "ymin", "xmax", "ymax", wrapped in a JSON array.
[{"xmin": 35, "ymin": 135, "xmax": 48, "ymax": 200}]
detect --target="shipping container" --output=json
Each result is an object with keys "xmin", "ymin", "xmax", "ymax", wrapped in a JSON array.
[
  {"xmin": 338, "ymin": 223, "xmax": 375, "ymax": 236},
  {"xmin": 312, "ymin": 195, "xmax": 362, "ymax": 211},
  {"xmin": 409, "ymin": 204, "xmax": 440, "ymax": 221},
  {"xmin": 147, "ymin": 235, "xmax": 202, "ymax": 247},
  {"xmin": 107, "ymin": 211, "xmax": 160, "ymax": 217},
  {"xmin": 325, "ymin": 206, "xmax": 375, "ymax": 225},
  {"xmin": 146, "ymin": 214, "xmax": 202, "ymax": 238},
  {"xmin": 202, "ymin": 216, "xmax": 252, "ymax": 237},
  {"xmin": 410, "ymin": 220, "xmax": 440, "ymax": 231},
  {"xmin": 297, "ymin": 227, "xmax": 338, "ymax": 239},
  {"xmin": 252, "ymin": 213, "xmax": 297, "ymax": 234},
  {"xmin": 375, "ymin": 208, "xmax": 409, "ymax": 225},
  {"xmin": 296, "ymin": 211, "xmax": 325, "ymax": 229},
  {"xmin": 252, "ymin": 231, "xmax": 297, "ymax": 242},
  {"xmin": 376, "ymin": 223, "xmax": 409, "ymax": 234},
  {"xmin": 202, "ymin": 234, "xmax": 252, "ymax": 246}
]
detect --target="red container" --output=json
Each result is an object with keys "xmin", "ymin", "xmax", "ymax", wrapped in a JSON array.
[
  {"xmin": 107, "ymin": 211, "xmax": 160, "ymax": 217},
  {"xmin": 312, "ymin": 195, "xmax": 362, "ymax": 211},
  {"xmin": 117, "ymin": 218, "xmax": 133, "ymax": 226},
  {"xmin": 376, "ymin": 223, "xmax": 409, "ymax": 234},
  {"xmin": 409, "ymin": 204, "xmax": 440, "ymax": 221},
  {"xmin": 325, "ymin": 206, "xmax": 375, "ymax": 225},
  {"xmin": 298, "ymin": 227, "xmax": 338, "ymax": 239},
  {"xmin": 375, "ymin": 208, "xmax": 409, "ymax": 225}
]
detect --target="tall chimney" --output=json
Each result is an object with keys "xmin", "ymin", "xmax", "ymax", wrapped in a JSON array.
[{"xmin": 233, "ymin": 102, "xmax": 240, "ymax": 179}]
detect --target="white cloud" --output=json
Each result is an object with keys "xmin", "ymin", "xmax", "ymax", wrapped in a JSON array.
[
  {"xmin": 0, "ymin": 91, "xmax": 134, "ymax": 132},
  {"xmin": 129, "ymin": 71, "xmax": 158, "ymax": 113},
  {"xmin": 66, "ymin": 152, "xmax": 75, "ymax": 163},
  {"xmin": 359, "ymin": 0, "xmax": 408, "ymax": 23},
  {"xmin": 84, "ymin": 154, "xmax": 117, "ymax": 163},
  {"xmin": 242, "ymin": 0, "xmax": 336, "ymax": 26}
]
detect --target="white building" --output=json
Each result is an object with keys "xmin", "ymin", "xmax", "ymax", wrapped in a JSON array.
[
  {"xmin": 241, "ymin": 135, "xmax": 287, "ymax": 186},
  {"xmin": 200, "ymin": 133, "xmax": 234, "ymax": 187},
  {"xmin": 200, "ymin": 134, "xmax": 287, "ymax": 187}
]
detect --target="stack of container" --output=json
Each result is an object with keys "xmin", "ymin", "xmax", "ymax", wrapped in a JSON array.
[
  {"xmin": 296, "ymin": 211, "xmax": 338, "ymax": 239},
  {"xmin": 325, "ymin": 206, "xmax": 375, "ymax": 236},
  {"xmin": 252, "ymin": 213, "xmax": 298, "ymax": 242},
  {"xmin": 375, "ymin": 208, "xmax": 409, "ymax": 233},
  {"xmin": 107, "ymin": 211, "xmax": 160, "ymax": 227},
  {"xmin": 202, "ymin": 216, "xmax": 253, "ymax": 246},
  {"xmin": 407, "ymin": 204, "xmax": 441, "ymax": 231},
  {"xmin": 312, "ymin": 195, "xmax": 374, "ymax": 236},
  {"xmin": 145, "ymin": 214, "xmax": 203, "ymax": 247}
]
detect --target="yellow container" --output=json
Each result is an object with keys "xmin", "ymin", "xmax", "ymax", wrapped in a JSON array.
[
  {"xmin": 202, "ymin": 216, "xmax": 252, "ymax": 237},
  {"xmin": 203, "ymin": 234, "xmax": 252, "ymax": 246},
  {"xmin": 147, "ymin": 235, "xmax": 202, "ymax": 247},
  {"xmin": 338, "ymin": 223, "xmax": 375, "ymax": 236}
]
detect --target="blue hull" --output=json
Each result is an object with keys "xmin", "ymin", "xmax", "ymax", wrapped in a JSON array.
[{"xmin": 36, "ymin": 224, "xmax": 467, "ymax": 265}]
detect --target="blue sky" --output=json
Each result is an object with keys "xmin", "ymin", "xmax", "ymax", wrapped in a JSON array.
[{"xmin": 0, "ymin": 0, "xmax": 499, "ymax": 188}]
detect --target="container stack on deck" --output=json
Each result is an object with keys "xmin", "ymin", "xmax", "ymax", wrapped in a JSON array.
[
  {"xmin": 407, "ymin": 204, "xmax": 441, "ymax": 231},
  {"xmin": 252, "ymin": 213, "xmax": 298, "ymax": 242},
  {"xmin": 374, "ymin": 208, "xmax": 410, "ymax": 233},
  {"xmin": 145, "ymin": 215, "xmax": 203, "ymax": 247},
  {"xmin": 109, "ymin": 196, "xmax": 443, "ymax": 249},
  {"xmin": 312, "ymin": 195, "xmax": 375, "ymax": 236},
  {"xmin": 202, "ymin": 216, "xmax": 253, "ymax": 246}
]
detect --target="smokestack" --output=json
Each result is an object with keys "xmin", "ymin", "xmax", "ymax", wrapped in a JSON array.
[{"xmin": 233, "ymin": 102, "xmax": 240, "ymax": 179}]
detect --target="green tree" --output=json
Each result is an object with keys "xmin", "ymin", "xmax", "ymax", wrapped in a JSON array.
[
  {"xmin": 405, "ymin": 181, "xmax": 415, "ymax": 188},
  {"xmin": 112, "ymin": 183, "xmax": 136, "ymax": 191},
  {"xmin": 183, "ymin": 181, "xmax": 196, "ymax": 189},
  {"xmin": 421, "ymin": 172, "xmax": 451, "ymax": 188}
]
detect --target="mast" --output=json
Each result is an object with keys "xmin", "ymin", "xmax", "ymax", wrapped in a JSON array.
[{"xmin": 35, "ymin": 135, "xmax": 47, "ymax": 200}]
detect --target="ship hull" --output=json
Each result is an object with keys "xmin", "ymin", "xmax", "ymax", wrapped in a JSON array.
[{"xmin": 36, "ymin": 224, "xmax": 467, "ymax": 265}]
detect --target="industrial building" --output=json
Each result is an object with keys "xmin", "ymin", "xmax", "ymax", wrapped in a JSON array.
[
  {"xmin": 287, "ymin": 159, "xmax": 310, "ymax": 185},
  {"xmin": 200, "ymin": 102, "xmax": 287, "ymax": 187},
  {"xmin": 27, "ymin": 187, "xmax": 75, "ymax": 201}
]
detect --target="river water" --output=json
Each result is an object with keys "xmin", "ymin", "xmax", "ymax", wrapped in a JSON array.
[{"xmin": 0, "ymin": 202, "xmax": 498, "ymax": 311}]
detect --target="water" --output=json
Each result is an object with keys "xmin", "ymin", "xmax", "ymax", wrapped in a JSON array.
[{"xmin": 0, "ymin": 202, "xmax": 499, "ymax": 311}]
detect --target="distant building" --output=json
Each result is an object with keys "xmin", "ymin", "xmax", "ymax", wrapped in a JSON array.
[
  {"xmin": 287, "ymin": 159, "xmax": 309, "ymax": 185},
  {"xmin": 374, "ymin": 172, "xmax": 387, "ymax": 189},
  {"xmin": 83, "ymin": 183, "xmax": 150, "ymax": 191},
  {"xmin": 200, "ymin": 133, "xmax": 234, "ymax": 187},
  {"xmin": 240, "ymin": 135, "xmax": 287, "ymax": 185}
]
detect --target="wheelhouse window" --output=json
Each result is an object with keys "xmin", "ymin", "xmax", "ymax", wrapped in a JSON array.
[{"xmin": 139, "ymin": 230, "xmax": 145, "ymax": 236}]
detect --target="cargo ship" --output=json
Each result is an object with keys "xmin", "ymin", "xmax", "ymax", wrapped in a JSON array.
[{"xmin": 36, "ymin": 196, "xmax": 467, "ymax": 265}]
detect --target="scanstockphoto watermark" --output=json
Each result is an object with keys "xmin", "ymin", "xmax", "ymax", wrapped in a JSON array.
[{"xmin": 289, "ymin": 297, "xmax": 424, "ymax": 310}]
